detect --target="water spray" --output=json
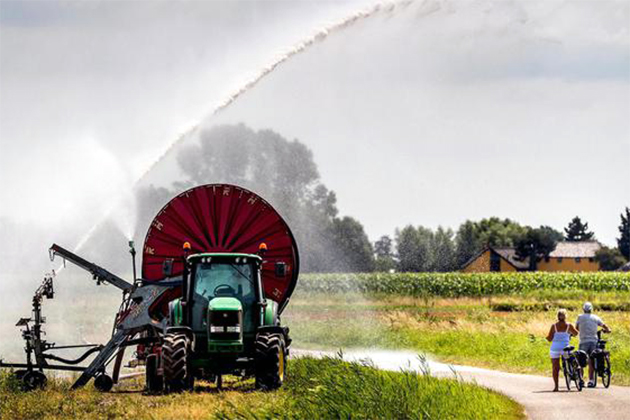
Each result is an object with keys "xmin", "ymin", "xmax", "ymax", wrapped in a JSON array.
[
  {"xmin": 129, "ymin": 0, "xmax": 406, "ymax": 186},
  {"xmin": 54, "ymin": 1, "xmax": 405, "ymax": 268}
]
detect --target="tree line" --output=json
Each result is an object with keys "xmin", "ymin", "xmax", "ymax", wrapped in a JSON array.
[
  {"xmin": 376, "ymin": 214, "xmax": 629, "ymax": 273},
  {"xmin": 131, "ymin": 123, "xmax": 629, "ymax": 274}
]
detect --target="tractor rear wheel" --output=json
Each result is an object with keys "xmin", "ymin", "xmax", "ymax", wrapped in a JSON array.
[
  {"xmin": 146, "ymin": 353, "xmax": 163, "ymax": 393},
  {"xmin": 255, "ymin": 332, "xmax": 286, "ymax": 390},
  {"xmin": 162, "ymin": 333, "xmax": 193, "ymax": 392}
]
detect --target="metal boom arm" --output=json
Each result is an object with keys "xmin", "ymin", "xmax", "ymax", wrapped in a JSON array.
[{"xmin": 49, "ymin": 244, "xmax": 133, "ymax": 292}]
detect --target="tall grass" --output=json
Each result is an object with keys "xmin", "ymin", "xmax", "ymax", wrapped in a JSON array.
[
  {"xmin": 0, "ymin": 358, "xmax": 523, "ymax": 420},
  {"xmin": 217, "ymin": 356, "xmax": 523, "ymax": 420},
  {"xmin": 286, "ymin": 292, "xmax": 630, "ymax": 385}
]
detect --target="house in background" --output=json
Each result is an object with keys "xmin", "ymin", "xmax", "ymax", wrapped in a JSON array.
[{"xmin": 462, "ymin": 241, "xmax": 601, "ymax": 272}]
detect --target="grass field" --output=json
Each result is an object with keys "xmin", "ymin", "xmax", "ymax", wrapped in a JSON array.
[
  {"xmin": 285, "ymin": 282, "xmax": 630, "ymax": 385},
  {"xmin": 0, "ymin": 357, "xmax": 523, "ymax": 420},
  {"xmin": 2, "ymin": 271, "xmax": 627, "ymax": 419}
]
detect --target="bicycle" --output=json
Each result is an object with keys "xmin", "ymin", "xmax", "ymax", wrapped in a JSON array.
[
  {"xmin": 561, "ymin": 345, "xmax": 584, "ymax": 391},
  {"xmin": 590, "ymin": 330, "xmax": 612, "ymax": 388}
]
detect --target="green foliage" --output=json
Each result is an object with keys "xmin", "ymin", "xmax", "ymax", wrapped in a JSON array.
[
  {"xmin": 455, "ymin": 220, "xmax": 481, "ymax": 268},
  {"xmin": 455, "ymin": 218, "xmax": 527, "ymax": 269},
  {"xmin": 595, "ymin": 246, "xmax": 628, "ymax": 271},
  {"xmin": 275, "ymin": 357, "xmax": 522, "ymax": 420},
  {"xmin": 514, "ymin": 226, "xmax": 562, "ymax": 270},
  {"xmin": 374, "ymin": 235, "xmax": 396, "ymax": 272},
  {"xmin": 221, "ymin": 357, "xmax": 522, "ymax": 420},
  {"xmin": 396, "ymin": 226, "xmax": 456, "ymax": 272},
  {"xmin": 329, "ymin": 216, "xmax": 375, "ymax": 272},
  {"xmin": 432, "ymin": 227, "xmax": 456, "ymax": 272},
  {"xmin": 475, "ymin": 218, "xmax": 528, "ymax": 247},
  {"xmin": 618, "ymin": 207, "xmax": 630, "ymax": 259},
  {"xmin": 490, "ymin": 301, "xmax": 630, "ymax": 312},
  {"xmin": 298, "ymin": 272, "xmax": 630, "ymax": 297},
  {"xmin": 396, "ymin": 225, "xmax": 432, "ymax": 272},
  {"xmin": 564, "ymin": 216, "xmax": 595, "ymax": 241}
]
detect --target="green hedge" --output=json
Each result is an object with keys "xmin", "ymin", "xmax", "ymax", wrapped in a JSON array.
[{"xmin": 297, "ymin": 272, "xmax": 630, "ymax": 297}]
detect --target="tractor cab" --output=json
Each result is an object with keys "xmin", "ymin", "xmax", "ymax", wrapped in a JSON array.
[{"xmin": 184, "ymin": 253, "xmax": 265, "ymax": 353}]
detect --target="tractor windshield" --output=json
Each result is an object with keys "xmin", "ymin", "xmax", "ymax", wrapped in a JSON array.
[{"xmin": 193, "ymin": 262, "xmax": 257, "ymax": 305}]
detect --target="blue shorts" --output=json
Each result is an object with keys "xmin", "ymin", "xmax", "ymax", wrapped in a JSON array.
[{"xmin": 579, "ymin": 341, "xmax": 597, "ymax": 355}]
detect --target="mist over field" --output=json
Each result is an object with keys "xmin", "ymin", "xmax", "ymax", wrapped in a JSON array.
[{"xmin": 1, "ymin": 0, "xmax": 628, "ymax": 362}]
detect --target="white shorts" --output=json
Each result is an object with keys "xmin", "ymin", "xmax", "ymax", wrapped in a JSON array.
[{"xmin": 550, "ymin": 350, "xmax": 563, "ymax": 359}]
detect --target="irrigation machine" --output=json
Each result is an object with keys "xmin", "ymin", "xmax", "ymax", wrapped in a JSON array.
[{"xmin": 0, "ymin": 184, "xmax": 299, "ymax": 393}]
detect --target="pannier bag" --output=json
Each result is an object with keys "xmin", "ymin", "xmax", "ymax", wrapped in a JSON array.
[{"xmin": 575, "ymin": 350, "xmax": 589, "ymax": 368}]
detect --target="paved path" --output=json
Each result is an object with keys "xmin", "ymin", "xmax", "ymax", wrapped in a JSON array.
[{"xmin": 293, "ymin": 349, "xmax": 630, "ymax": 420}]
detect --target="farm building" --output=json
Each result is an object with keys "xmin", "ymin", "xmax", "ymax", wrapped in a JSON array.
[{"xmin": 461, "ymin": 241, "xmax": 601, "ymax": 273}]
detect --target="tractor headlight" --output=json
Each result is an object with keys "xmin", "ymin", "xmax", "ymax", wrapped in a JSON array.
[
  {"xmin": 226, "ymin": 326, "xmax": 240, "ymax": 333},
  {"xmin": 210, "ymin": 326, "xmax": 224, "ymax": 333}
]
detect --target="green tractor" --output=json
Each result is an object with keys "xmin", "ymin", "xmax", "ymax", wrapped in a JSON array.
[{"xmin": 141, "ymin": 184, "xmax": 299, "ymax": 393}]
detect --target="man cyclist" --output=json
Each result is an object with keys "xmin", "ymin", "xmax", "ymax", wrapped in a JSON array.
[{"xmin": 576, "ymin": 302, "xmax": 611, "ymax": 388}]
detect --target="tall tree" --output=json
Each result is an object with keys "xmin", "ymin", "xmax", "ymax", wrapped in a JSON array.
[
  {"xmin": 618, "ymin": 207, "xmax": 630, "ymax": 260},
  {"xmin": 374, "ymin": 235, "xmax": 396, "ymax": 272},
  {"xmin": 330, "ymin": 217, "xmax": 375, "ymax": 272},
  {"xmin": 139, "ymin": 123, "xmax": 374, "ymax": 273},
  {"xmin": 455, "ymin": 221, "xmax": 481, "ymax": 269},
  {"xmin": 564, "ymin": 216, "xmax": 595, "ymax": 241},
  {"xmin": 396, "ymin": 225, "xmax": 433, "ymax": 272},
  {"xmin": 476, "ymin": 217, "xmax": 527, "ymax": 248},
  {"xmin": 515, "ymin": 226, "xmax": 561, "ymax": 271},
  {"xmin": 595, "ymin": 247, "xmax": 627, "ymax": 271},
  {"xmin": 432, "ymin": 227, "xmax": 456, "ymax": 272},
  {"xmin": 454, "ymin": 218, "xmax": 525, "ymax": 269}
]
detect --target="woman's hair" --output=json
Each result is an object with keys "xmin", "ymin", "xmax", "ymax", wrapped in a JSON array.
[{"xmin": 557, "ymin": 309, "xmax": 567, "ymax": 321}]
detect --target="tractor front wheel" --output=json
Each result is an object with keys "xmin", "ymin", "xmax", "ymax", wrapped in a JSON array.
[
  {"xmin": 255, "ymin": 332, "xmax": 286, "ymax": 390},
  {"xmin": 162, "ymin": 333, "xmax": 193, "ymax": 393}
]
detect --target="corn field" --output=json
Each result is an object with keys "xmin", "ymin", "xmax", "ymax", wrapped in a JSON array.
[{"xmin": 298, "ymin": 272, "xmax": 630, "ymax": 297}]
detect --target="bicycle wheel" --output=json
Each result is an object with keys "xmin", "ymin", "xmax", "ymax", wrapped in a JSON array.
[
  {"xmin": 562, "ymin": 359, "xmax": 571, "ymax": 390},
  {"xmin": 572, "ymin": 359, "xmax": 583, "ymax": 391},
  {"xmin": 602, "ymin": 355, "xmax": 611, "ymax": 388}
]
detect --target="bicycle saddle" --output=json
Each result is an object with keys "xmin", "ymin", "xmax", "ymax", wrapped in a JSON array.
[{"xmin": 563, "ymin": 346, "xmax": 575, "ymax": 352}]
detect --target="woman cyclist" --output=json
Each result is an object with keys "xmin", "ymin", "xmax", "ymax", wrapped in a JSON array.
[{"xmin": 546, "ymin": 309, "xmax": 579, "ymax": 391}]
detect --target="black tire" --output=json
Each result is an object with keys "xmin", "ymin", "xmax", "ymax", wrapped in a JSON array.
[
  {"xmin": 13, "ymin": 369, "xmax": 28, "ymax": 381},
  {"xmin": 571, "ymin": 359, "xmax": 583, "ymax": 391},
  {"xmin": 255, "ymin": 332, "xmax": 286, "ymax": 390},
  {"xmin": 162, "ymin": 333, "xmax": 192, "ymax": 393},
  {"xmin": 602, "ymin": 355, "xmax": 611, "ymax": 388},
  {"xmin": 562, "ymin": 359, "xmax": 571, "ymax": 391},
  {"xmin": 146, "ymin": 353, "xmax": 163, "ymax": 393},
  {"xmin": 22, "ymin": 371, "xmax": 47, "ymax": 391},
  {"xmin": 94, "ymin": 374, "xmax": 114, "ymax": 392}
]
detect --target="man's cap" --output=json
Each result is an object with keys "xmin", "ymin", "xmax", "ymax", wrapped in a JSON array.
[{"xmin": 583, "ymin": 302, "xmax": 593, "ymax": 312}]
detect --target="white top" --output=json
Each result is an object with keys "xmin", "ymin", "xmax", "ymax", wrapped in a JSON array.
[
  {"xmin": 550, "ymin": 324, "xmax": 571, "ymax": 353},
  {"xmin": 576, "ymin": 313, "xmax": 603, "ymax": 343}
]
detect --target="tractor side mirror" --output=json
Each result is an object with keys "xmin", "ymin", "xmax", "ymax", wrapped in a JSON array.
[
  {"xmin": 275, "ymin": 262, "xmax": 287, "ymax": 277},
  {"xmin": 162, "ymin": 258, "xmax": 174, "ymax": 277}
]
